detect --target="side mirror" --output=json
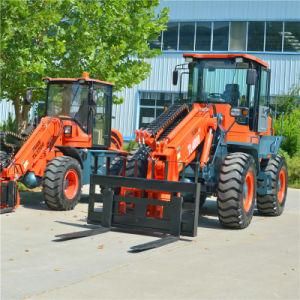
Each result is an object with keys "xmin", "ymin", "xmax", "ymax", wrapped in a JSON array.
[
  {"xmin": 172, "ymin": 70, "xmax": 178, "ymax": 85},
  {"xmin": 24, "ymin": 89, "xmax": 32, "ymax": 105},
  {"xmin": 246, "ymin": 69, "xmax": 257, "ymax": 85}
]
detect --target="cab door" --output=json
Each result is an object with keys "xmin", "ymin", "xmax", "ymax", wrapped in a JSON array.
[
  {"xmin": 91, "ymin": 84, "xmax": 112, "ymax": 147},
  {"xmin": 257, "ymin": 69, "xmax": 270, "ymax": 132}
]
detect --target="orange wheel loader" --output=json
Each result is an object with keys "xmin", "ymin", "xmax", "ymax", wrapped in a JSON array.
[
  {"xmin": 56, "ymin": 55, "xmax": 288, "ymax": 252},
  {"xmin": 0, "ymin": 72, "xmax": 126, "ymax": 213}
]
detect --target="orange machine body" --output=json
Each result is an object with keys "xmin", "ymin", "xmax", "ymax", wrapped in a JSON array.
[{"xmin": 119, "ymin": 100, "xmax": 273, "ymax": 219}]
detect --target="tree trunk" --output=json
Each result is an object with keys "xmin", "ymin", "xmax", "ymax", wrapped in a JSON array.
[
  {"xmin": 13, "ymin": 99, "xmax": 21, "ymax": 132},
  {"xmin": 13, "ymin": 97, "xmax": 31, "ymax": 133}
]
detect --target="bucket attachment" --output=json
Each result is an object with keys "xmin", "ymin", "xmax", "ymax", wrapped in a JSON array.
[{"xmin": 88, "ymin": 175, "xmax": 201, "ymax": 238}]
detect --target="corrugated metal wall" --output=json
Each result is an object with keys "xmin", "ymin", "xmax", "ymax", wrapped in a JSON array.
[
  {"xmin": 0, "ymin": 100, "xmax": 15, "ymax": 124},
  {"xmin": 159, "ymin": 0, "xmax": 300, "ymax": 21}
]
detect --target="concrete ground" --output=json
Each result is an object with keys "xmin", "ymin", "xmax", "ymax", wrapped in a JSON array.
[{"xmin": 1, "ymin": 187, "xmax": 299, "ymax": 300}]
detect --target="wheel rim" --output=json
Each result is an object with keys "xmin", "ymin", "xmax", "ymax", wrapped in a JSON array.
[
  {"xmin": 64, "ymin": 169, "xmax": 79, "ymax": 200},
  {"xmin": 243, "ymin": 170, "xmax": 254, "ymax": 213},
  {"xmin": 277, "ymin": 168, "xmax": 286, "ymax": 204}
]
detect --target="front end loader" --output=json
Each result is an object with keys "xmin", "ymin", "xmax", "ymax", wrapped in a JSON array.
[
  {"xmin": 57, "ymin": 55, "xmax": 288, "ymax": 251},
  {"xmin": 0, "ymin": 72, "xmax": 126, "ymax": 213}
]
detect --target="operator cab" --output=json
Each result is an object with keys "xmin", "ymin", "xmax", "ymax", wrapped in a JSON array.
[
  {"xmin": 44, "ymin": 72, "xmax": 113, "ymax": 148},
  {"xmin": 174, "ymin": 54, "xmax": 271, "ymax": 132}
]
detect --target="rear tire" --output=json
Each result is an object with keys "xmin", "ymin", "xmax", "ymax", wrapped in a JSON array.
[
  {"xmin": 0, "ymin": 151, "xmax": 10, "ymax": 171},
  {"xmin": 257, "ymin": 155, "xmax": 287, "ymax": 216},
  {"xmin": 43, "ymin": 156, "xmax": 82, "ymax": 210},
  {"xmin": 125, "ymin": 146, "xmax": 149, "ymax": 177},
  {"xmin": 108, "ymin": 147, "xmax": 149, "ymax": 178},
  {"xmin": 109, "ymin": 155, "xmax": 126, "ymax": 176},
  {"xmin": 217, "ymin": 152, "xmax": 256, "ymax": 229}
]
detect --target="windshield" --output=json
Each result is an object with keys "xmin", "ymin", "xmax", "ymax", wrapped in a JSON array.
[
  {"xmin": 188, "ymin": 60, "xmax": 252, "ymax": 107},
  {"xmin": 47, "ymin": 81, "xmax": 112, "ymax": 145},
  {"xmin": 47, "ymin": 82, "xmax": 89, "ymax": 129},
  {"xmin": 47, "ymin": 83, "xmax": 89, "ymax": 117}
]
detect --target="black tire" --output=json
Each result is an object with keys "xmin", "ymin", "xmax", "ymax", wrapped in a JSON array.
[
  {"xmin": 108, "ymin": 147, "xmax": 149, "ymax": 178},
  {"xmin": 257, "ymin": 155, "xmax": 288, "ymax": 216},
  {"xmin": 125, "ymin": 146, "xmax": 149, "ymax": 178},
  {"xmin": 43, "ymin": 156, "xmax": 82, "ymax": 210},
  {"xmin": 0, "ymin": 151, "xmax": 10, "ymax": 171},
  {"xmin": 109, "ymin": 155, "xmax": 126, "ymax": 176},
  {"xmin": 185, "ymin": 191, "xmax": 207, "ymax": 208},
  {"xmin": 217, "ymin": 152, "xmax": 257, "ymax": 229}
]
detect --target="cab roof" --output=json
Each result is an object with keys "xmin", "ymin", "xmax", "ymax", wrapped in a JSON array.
[
  {"xmin": 183, "ymin": 53, "xmax": 269, "ymax": 68},
  {"xmin": 44, "ymin": 72, "xmax": 114, "ymax": 86}
]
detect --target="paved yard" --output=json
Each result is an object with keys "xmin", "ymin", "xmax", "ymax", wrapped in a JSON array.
[{"xmin": 1, "ymin": 188, "xmax": 299, "ymax": 300}]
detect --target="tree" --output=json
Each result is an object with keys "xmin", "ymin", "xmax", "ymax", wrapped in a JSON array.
[
  {"xmin": 275, "ymin": 108, "xmax": 300, "ymax": 157},
  {"xmin": 271, "ymin": 85, "xmax": 300, "ymax": 116},
  {"xmin": 0, "ymin": 0, "xmax": 168, "ymax": 130},
  {"xmin": 273, "ymin": 85, "xmax": 300, "ymax": 157}
]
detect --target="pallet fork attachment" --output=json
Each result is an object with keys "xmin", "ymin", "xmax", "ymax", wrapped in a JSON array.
[{"xmin": 55, "ymin": 174, "xmax": 200, "ymax": 252}]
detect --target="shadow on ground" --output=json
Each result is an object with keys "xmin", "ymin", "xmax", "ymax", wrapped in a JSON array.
[
  {"xmin": 20, "ymin": 191, "xmax": 228, "ymax": 231},
  {"xmin": 20, "ymin": 191, "xmax": 90, "ymax": 211},
  {"xmin": 20, "ymin": 189, "xmax": 265, "ymax": 233}
]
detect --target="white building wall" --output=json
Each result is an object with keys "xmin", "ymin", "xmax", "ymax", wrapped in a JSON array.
[{"xmin": 0, "ymin": 100, "xmax": 15, "ymax": 124}]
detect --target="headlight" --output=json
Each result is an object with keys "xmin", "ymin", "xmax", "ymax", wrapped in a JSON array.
[{"xmin": 64, "ymin": 125, "xmax": 72, "ymax": 136}]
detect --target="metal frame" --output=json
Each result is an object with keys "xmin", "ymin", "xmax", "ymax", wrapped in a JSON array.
[{"xmin": 88, "ymin": 175, "xmax": 201, "ymax": 238}]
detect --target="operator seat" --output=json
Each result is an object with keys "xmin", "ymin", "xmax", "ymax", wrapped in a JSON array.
[{"xmin": 222, "ymin": 84, "xmax": 240, "ymax": 106}]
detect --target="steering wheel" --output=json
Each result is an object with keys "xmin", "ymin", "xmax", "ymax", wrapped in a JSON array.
[
  {"xmin": 208, "ymin": 93, "xmax": 225, "ymax": 102},
  {"xmin": 209, "ymin": 93, "xmax": 222, "ymax": 98}
]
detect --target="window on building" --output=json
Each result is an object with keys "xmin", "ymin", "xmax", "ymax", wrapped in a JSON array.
[
  {"xmin": 284, "ymin": 22, "xmax": 300, "ymax": 52},
  {"xmin": 163, "ymin": 22, "xmax": 179, "ymax": 51},
  {"xmin": 158, "ymin": 20, "xmax": 299, "ymax": 53},
  {"xmin": 149, "ymin": 32, "xmax": 162, "ymax": 50},
  {"xmin": 229, "ymin": 22, "xmax": 247, "ymax": 51},
  {"xmin": 139, "ymin": 92, "xmax": 188, "ymax": 128},
  {"xmin": 213, "ymin": 22, "xmax": 229, "ymax": 51},
  {"xmin": 139, "ymin": 107, "xmax": 155, "ymax": 128},
  {"xmin": 247, "ymin": 22, "xmax": 265, "ymax": 51},
  {"xmin": 179, "ymin": 22, "xmax": 195, "ymax": 50},
  {"xmin": 266, "ymin": 22, "xmax": 283, "ymax": 52},
  {"xmin": 195, "ymin": 22, "xmax": 211, "ymax": 51}
]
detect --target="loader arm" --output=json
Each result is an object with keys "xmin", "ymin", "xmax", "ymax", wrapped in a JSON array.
[
  {"xmin": 0, "ymin": 117, "xmax": 65, "ymax": 211},
  {"xmin": 1, "ymin": 117, "xmax": 63, "ymax": 180},
  {"xmin": 137, "ymin": 103, "xmax": 218, "ymax": 182}
]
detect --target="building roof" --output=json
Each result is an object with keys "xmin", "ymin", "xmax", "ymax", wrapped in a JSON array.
[{"xmin": 183, "ymin": 53, "xmax": 269, "ymax": 68}]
